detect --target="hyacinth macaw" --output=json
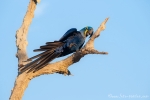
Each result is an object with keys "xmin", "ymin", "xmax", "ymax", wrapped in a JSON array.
[{"xmin": 20, "ymin": 26, "xmax": 94, "ymax": 73}]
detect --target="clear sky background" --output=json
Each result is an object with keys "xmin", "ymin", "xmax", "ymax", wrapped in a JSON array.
[{"xmin": 0, "ymin": 0, "xmax": 150, "ymax": 100}]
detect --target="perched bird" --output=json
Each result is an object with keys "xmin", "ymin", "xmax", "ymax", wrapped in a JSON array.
[{"xmin": 20, "ymin": 26, "xmax": 93, "ymax": 73}]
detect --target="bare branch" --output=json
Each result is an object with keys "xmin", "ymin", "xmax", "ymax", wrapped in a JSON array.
[
  {"xmin": 16, "ymin": 0, "xmax": 37, "ymax": 68},
  {"xmin": 29, "ymin": 18, "xmax": 109, "ymax": 78},
  {"xmin": 85, "ymin": 18, "xmax": 109, "ymax": 49},
  {"xmin": 11, "ymin": 0, "xmax": 109, "ymax": 99},
  {"xmin": 10, "ymin": 0, "xmax": 37, "ymax": 100}
]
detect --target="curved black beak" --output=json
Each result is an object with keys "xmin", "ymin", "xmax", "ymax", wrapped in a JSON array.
[{"xmin": 89, "ymin": 31, "xmax": 93, "ymax": 38}]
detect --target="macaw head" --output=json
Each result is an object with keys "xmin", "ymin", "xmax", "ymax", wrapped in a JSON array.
[{"xmin": 80, "ymin": 26, "xmax": 94, "ymax": 38}]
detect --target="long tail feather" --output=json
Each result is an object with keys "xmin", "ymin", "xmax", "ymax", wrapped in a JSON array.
[
  {"xmin": 40, "ymin": 45, "xmax": 57, "ymax": 49},
  {"xmin": 46, "ymin": 41, "xmax": 64, "ymax": 45},
  {"xmin": 20, "ymin": 41, "xmax": 64, "ymax": 73},
  {"xmin": 20, "ymin": 53, "xmax": 50, "ymax": 73},
  {"xmin": 27, "ymin": 49, "xmax": 54, "ymax": 61},
  {"xmin": 28, "ymin": 52, "xmax": 61, "ymax": 73},
  {"xmin": 21, "ymin": 50, "xmax": 55, "ymax": 73},
  {"xmin": 27, "ymin": 52, "xmax": 54, "ymax": 73},
  {"xmin": 34, "ymin": 48, "xmax": 50, "ymax": 52},
  {"xmin": 33, "ymin": 53, "xmax": 61, "ymax": 72},
  {"xmin": 33, "ymin": 41, "xmax": 64, "ymax": 52}
]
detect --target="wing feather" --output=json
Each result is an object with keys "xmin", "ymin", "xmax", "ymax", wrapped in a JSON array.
[{"xmin": 59, "ymin": 28, "xmax": 77, "ymax": 42}]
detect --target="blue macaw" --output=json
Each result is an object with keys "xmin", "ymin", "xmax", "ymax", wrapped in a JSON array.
[{"xmin": 20, "ymin": 26, "xmax": 93, "ymax": 73}]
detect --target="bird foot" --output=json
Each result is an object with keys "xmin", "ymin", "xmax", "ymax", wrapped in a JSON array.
[{"xmin": 57, "ymin": 69, "xmax": 72, "ymax": 76}]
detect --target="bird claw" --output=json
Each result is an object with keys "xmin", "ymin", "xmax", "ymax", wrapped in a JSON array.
[{"xmin": 57, "ymin": 69, "xmax": 72, "ymax": 76}]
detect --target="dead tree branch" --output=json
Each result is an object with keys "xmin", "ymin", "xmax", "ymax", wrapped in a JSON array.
[
  {"xmin": 10, "ymin": 0, "xmax": 109, "ymax": 99},
  {"xmin": 30, "ymin": 18, "xmax": 109, "ymax": 78},
  {"xmin": 10, "ymin": 0, "xmax": 37, "ymax": 100}
]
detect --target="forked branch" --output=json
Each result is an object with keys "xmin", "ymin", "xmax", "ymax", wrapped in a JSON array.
[
  {"xmin": 29, "ymin": 18, "xmax": 109, "ymax": 78},
  {"xmin": 10, "ymin": 0, "xmax": 109, "ymax": 99}
]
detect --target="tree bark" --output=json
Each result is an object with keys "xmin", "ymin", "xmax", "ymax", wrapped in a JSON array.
[
  {"xmin": 10, "ymin": 0, "xmax": 109, "ymax": 100},
  {"xmin": 10, "ymin": 0, "xmax": 37, "ymax": 100}
]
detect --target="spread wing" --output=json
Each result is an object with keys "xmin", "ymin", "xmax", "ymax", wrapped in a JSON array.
[{"xmin": 59, "ymin": 28, "xmax": 77, "ymax": 42}]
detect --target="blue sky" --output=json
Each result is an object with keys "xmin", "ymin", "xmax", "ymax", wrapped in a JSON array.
[{"xmin": 0, "ymin": 0, "xmax": 150, "ymax": 100}]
